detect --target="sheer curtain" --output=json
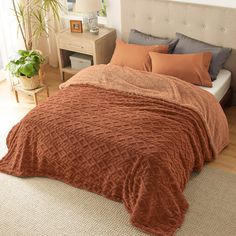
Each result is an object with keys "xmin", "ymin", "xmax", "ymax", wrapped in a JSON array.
[
  {"xmin": 34, "ymin": 0, "xmax": 67, "ymax": 68},
  {"xmin": 0, "ymin": 1, "xmax": 24, "ymax": 79},
  {"xmin": 36, "ymin": 13, "xmax": 60, "ymax": 68},
  {"xmin": 0, "ymin": 0, "xmax": 69, "ymax": 72}
]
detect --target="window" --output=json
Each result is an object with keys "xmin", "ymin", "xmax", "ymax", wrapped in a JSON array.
[
  {"xmin": 99, "ymin": 0, "xmax": 107, "ymax": 17},
  {"xmin": 67, "ymin": 0, "xmax": 76, "ymax": 12},
  {"xmin": 66, "ymin": 0, "xmax": 107, "ymax": 17}
]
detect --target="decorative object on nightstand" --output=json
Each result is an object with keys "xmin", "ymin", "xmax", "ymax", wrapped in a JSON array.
[
  {"xmin": 56, "ymin": 27, "xmax": 116, "ymax": 81},
  {"xmin": 70, "ymin": 20, "xmax": 83, "ymax": 33},
  {"xmin": 75, "ymin": 0, "xmax": 101, "ymax": 34},
  {"xmin": 70, "ymin": 53, "xmax": 92, "ymax": 70}
]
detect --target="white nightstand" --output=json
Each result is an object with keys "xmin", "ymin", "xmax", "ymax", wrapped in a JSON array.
[{"xmin": 56, "ymin": 27, "xmax": 116, "ymax": 81}]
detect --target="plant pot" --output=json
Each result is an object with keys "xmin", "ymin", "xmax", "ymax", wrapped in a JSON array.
[{"xmin": 19, "ymin": 75, "xmax": 40, "ymax": 90}]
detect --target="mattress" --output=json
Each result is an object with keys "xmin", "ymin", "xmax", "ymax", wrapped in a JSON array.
[{"xmin": 199, "ymin": 69, "xmax": 231, "ymax": 102}]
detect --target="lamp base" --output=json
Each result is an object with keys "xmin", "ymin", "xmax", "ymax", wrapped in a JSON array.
[
  {"xmin": 83, "ymin": 12, "xmax": 99, "ymax": 33},
  {"xmin": 90, "ymin": 27, "xmax": 99, "ymax": 35}
]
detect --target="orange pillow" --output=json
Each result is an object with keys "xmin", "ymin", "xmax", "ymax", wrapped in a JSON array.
[
  {"xmin": 110, "ymin": 40, "xmax": 168, "ymax": 72},
  {"xmin": 149, "ymin": 52, "xmax": 213, "ymax": 87}
]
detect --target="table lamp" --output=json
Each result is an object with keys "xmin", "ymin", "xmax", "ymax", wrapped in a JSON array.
[{"xmin": 76, "ymin": 0, "xmax": 102, "ymax": 34}]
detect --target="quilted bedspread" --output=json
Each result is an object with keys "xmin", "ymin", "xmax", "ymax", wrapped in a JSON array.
[{"xmin": 0, "ymin": 65, "xmax": 229, "ymax": 235}]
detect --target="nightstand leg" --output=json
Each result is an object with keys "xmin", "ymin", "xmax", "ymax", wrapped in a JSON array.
[
  {"xmin": 14, "ymin": 90, "xmax": 19, "ymax": 103},
  {"xmin": 34, "ymin": 94, "xmax": 38, "ymax": 105}
]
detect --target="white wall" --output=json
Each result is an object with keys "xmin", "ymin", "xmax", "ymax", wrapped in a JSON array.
[{"xmin": 106, "ymin": 0, "xmax": 122, "ymax": 37}]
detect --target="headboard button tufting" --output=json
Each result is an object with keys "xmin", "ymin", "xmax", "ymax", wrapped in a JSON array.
[{"xmin": 220, "ymin": 27, "xmax": 226, "ymax": 32}]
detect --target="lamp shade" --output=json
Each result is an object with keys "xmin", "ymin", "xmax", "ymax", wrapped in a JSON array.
[{"xmin": 76, "ymin": 0, "xmax": 102, "ymax": 13}]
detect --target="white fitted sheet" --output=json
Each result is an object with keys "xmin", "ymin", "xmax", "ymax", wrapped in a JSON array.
[{"xmin": 198, "ymin": 70, "xmax": 231, "ymax": 102}]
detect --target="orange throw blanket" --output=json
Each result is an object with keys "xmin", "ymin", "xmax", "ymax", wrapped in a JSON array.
[{"xmin": 0, "ymin": 65, "xmax": 229, "ymax": 235}]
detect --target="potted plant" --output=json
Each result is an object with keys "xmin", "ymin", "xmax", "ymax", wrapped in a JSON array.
[
  {"xmin": 7, "ymin": 0, "xmax": 63, "ymax": 89},
  {"xmin": 7, "ymin": 50, "xmax": 44, "ymax": 90}
]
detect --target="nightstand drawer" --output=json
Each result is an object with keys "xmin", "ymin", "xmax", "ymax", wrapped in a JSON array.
[{"xmin": 59, "ymin": 40, "xmax": 93, "ymax": 55}]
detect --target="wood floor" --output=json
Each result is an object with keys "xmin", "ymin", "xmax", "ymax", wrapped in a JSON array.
[
  {"xmin": 0, "ymin": 65, "xmax": 236, "ymax": 173},
  {"xmin": 209, "ymin": 107, "xmax": 236, "ymax": 173}
]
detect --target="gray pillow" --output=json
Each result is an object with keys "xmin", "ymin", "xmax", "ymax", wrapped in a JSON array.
[
  {"xmin": 128, "ymin": 29, "xmax": 179, "ymax": 53},
  {"xmin": 174, "ymin": 33, "xmax": 232, "ymax": 80}
]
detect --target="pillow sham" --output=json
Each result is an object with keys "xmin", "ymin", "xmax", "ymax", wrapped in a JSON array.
[
  {"xmin": 174, "ymin": 33, "xmax": 232, "ymax": 80},
  {"xmin": 149, "ymin": 52, "xmax": 213, "ymax": 87},
  {"xmin": 110, "ymin": 40, "xmax": 168, "ymax": 72},
  {"xmin": 128, "ymin": 29, "xmax": 179, "ymax": 53}
]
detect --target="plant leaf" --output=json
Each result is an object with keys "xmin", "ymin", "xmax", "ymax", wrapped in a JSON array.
[
  {"xmin": 18, "ymin": 50, "xmax": 29, "ymax": 57},
  {"xmin": 19, "ymin": 62, "xmax": 36, "ymax": 77}
]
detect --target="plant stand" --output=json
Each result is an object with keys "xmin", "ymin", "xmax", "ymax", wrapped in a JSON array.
[{"xmin": 14, "ymin": 84, "xmax": 49, "ymax": 105}]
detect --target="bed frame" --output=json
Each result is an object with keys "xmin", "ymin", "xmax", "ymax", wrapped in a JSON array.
[
  {"xmin": 120, "ymin": 0, "xmax": 236, "ymax": 106},
  {"xmin": 220, "ymin": 87, "xmax": 233, "ymax": 108}
]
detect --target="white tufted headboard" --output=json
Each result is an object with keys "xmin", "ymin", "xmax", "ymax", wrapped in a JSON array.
[{"xmin": 121, "ymin": 0, "xmax": 236, "ymax": 105}]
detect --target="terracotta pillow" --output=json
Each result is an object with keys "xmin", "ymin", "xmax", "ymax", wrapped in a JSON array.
[
  {"xmin": 149, "ymin": 52, "xmax": 213, "ymax": 87},
  {"xmin": 110, "ymin": 40, "xmax": 168, "ymax": 72}
]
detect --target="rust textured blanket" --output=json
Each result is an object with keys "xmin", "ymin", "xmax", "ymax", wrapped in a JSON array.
[{"xmin": 0, "ymin": 65, "xmax": 229, "ymax": 235}]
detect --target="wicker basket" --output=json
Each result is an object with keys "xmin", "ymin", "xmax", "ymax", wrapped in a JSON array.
[{"xmin": 19, "ymin": 75, "xmax": 40, "ymax": 90}]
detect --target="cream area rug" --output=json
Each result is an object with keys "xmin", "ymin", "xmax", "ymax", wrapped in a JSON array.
[{"xmin": 0, "ymin": 166, "xmax": 236, "ymax": 236}]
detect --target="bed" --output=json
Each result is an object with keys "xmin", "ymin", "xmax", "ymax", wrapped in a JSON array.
[
  {"xmin": 0, "ymin": 1, "xmax": 236, "ymax": 236},
  {"xmin": 199, "ymin": 69, "xmax": 232, "ymax": 105},
  {"xmin": 121, "ymin": 0, "xmax": 236, "ymax": 106}
]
